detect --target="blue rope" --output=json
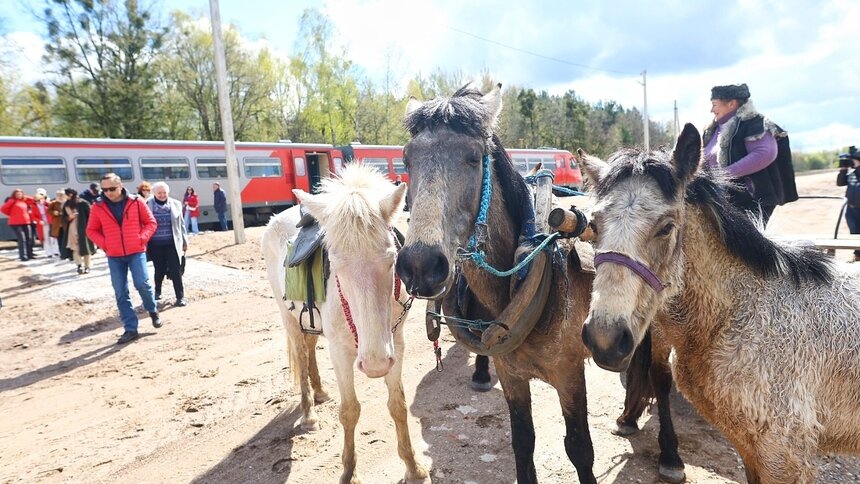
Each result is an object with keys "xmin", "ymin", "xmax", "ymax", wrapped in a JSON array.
[
  {"xmin": 465, "ymin": 232, "xmax": 560, "ymax": 277},
  {"xmin": 465, "ymin": 154, "xmax": 493, "ymax": 253}
]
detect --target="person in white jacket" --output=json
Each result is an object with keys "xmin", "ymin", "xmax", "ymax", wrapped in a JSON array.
[{"xmin": 146, "ymin": 182, "xmax": 188, "ymax": 306}]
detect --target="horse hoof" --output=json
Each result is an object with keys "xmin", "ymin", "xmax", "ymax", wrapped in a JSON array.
[
  {"xmin": 314, "ymin": 390, "xmax": 331, "ymax": 404},
  {"xmin": 406, "ymin": 463, "xmax": 431, "ymax": 483},
  {"xmin": 300, "ymin": 417, "xmax": 320, "ymax": 432},
  {"xmin": 469, "ymin": 380, "xmax": 493, "ymax": 392},
  {"xmin": 658, "ymin": 464, "xmax": 685, "ymax": 483},
  {"xmin": 611, "ymin": 423, "xmax": 639, "ymax": 436},
  {"xmin": 405, "ymin": 477, "xmax": 432, "ymax": 484}
]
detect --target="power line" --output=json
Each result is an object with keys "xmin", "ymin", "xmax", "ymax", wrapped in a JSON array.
[{"xmin": 446, "ymin": 25, "xmax": 639, "ymax": 76}]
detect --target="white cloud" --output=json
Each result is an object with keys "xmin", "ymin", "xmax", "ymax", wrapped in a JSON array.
[{"xmin": 0, "ymin": 31, "xmax": 46, "ymax": 86}]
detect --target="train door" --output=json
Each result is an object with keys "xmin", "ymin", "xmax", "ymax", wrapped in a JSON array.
[{"xmin": 306, "ymin": 152, "xmax": 332, "ymax": 194}]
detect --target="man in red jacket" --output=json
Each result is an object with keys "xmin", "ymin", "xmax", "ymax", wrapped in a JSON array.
[{"xmin": 86, "ymin": 173, "xmax": 162, "ymax": 344}]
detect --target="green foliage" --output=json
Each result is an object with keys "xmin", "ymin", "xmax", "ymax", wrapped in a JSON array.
[
  {"xmin": 42, "ymin": 0, "xmax": 166, "ymax": 139},
  {"xmin": 793, "ymin": 150, "xmax": 839, "ymax": 172}
]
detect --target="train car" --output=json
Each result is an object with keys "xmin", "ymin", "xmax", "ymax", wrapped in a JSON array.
[
  {"xmin": 0, "ymin": 137, "xmax": 343, "ymax": 239},
  {"xmin": 337, "ymin": 144, "xmax": 408, "ymax": 183},
  {"xmin": 505, "ymin": 148, "xmax": 582, "ymax": 189},
  {"xmin": 340, "ymin": 143, "xmax": 582, "ymax": 189}
]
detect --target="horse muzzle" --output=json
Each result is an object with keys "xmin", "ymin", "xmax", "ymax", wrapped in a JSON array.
[
  {"xmin": 581, "ymin": 315, "xmax": 635, "ymax": 372},
  {"xmin": 395, "ymin": 243, "xmax": 452, "ymax": 299}
]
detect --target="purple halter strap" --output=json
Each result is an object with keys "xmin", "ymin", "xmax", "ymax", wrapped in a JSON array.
[{"xmin": 593, "ymin": 251, "xmax": 667, "ymax": 293}]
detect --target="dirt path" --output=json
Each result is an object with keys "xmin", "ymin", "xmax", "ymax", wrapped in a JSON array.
[{"xmin": 1, "ymin": 171, "xmax": 858, "ymax": 483}]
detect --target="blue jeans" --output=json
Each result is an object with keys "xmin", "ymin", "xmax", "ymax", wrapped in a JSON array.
[
  {"xmin": 108, "ymin": 252, "xmax": 157, "ymax": 332},
  {"xmin": 11, "ymin": 224, "xmax": 34, "ymax": 260},
  {"xmin": 846, "ymin": 206, "xmax": 860, "ymax": 257},
  {"xmin": 217, "ymin": 211, "xmax": 228, "ymax": 231},
  {"xmin": 184, "ymin": 210, "xmax": 199, "ymax": 234}
]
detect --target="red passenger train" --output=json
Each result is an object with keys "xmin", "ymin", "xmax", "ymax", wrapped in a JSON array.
[
  {"xmin": 0, "ymin": 137, "xmax": 344, "ymax": 239},
  {"xmin": 338, "ymin": 143, "xmax": 583, "ymax": 189}
]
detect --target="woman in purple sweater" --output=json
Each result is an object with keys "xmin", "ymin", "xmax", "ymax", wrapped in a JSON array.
[{"xmin": 702, "ymin": 83, "xmax": 792, "ymax": 227}]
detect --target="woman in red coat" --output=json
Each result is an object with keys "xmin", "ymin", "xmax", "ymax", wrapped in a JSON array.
[
  {"xmin": 1, "ymin": 188, "xmax": 35, "ymax": 261},
  {"xmin": 182, "ymin": 186, "xmax": 200, "ymax": 235}
]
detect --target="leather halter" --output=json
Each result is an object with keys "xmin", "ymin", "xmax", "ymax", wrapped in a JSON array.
[{"xmin": 593, "ymin": 251, "xmax": 667, "ymax": 293}]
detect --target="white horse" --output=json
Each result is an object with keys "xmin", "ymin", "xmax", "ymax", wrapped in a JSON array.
[{"xmin": 261, "ymin": 164, "xmax": 429, "ymax": 484}]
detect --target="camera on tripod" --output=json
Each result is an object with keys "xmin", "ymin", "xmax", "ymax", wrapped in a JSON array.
[{"xmin": 839, "ymin": 146, "xmax": 858, "ymax": 168}]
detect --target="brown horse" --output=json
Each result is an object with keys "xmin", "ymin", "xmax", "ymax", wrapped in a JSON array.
[
  {"xmin": 581, "ymin": 123, "xmax": 860, "ymax": 483},
  {"xmin": 395, "ymin": 83, "xmax": 684, "ymax": 483}
]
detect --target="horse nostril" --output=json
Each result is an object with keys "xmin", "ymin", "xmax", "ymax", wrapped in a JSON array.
[
  {"xmin": 615, "ymin": 327, "xmax": 634, "ymax": 356},
  {"xmin": 581, "ymin": 323, "xmax": 594, "ymax": 350}
]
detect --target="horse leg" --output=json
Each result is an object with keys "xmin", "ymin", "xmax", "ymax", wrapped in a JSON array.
[
  {"xmin": 305, "ymin": 333, "xmax": 331, "ymax": 404},
  {"xmin": 384, "ymin": 337, "xmax": 430, "ymax": 483},
  {"xmin": 650, "ymin": 347, "xmax": 685, "ymax": 483},
  {"xmin": 331, "ymin": 346, "xmax": 361, "ymax": 484},
  {"xmin": 555, "ymin": 364, "xmax": 597, "ymax": 484},
  {"xmin": 496, "ymin": 362, "xmax": 538, "ymax": 484},
  {"xmin": 282, "ymin": 308, "xmax": 320, "ymax": 431},
  {"xmin": 470, "ymin": 354, "xmax": 492, "ymax": 392},
  {"xmin": 614, "ymin": 329, "xmax": 653, "ymax": 436}
]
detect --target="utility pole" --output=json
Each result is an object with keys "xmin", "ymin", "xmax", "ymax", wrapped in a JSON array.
[
  {"xmin": 209, "ymin": 0, "xmax": 245, "ymax": 244},
  {"xmin": 673, "ymin": 100, "xmax": 680, "ymax": 141},
  {"xmin": 639, "ymin": 70, "xmax": 650, "ymax": 152}
]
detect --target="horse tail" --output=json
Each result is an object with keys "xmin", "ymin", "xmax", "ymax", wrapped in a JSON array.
[{"xmin": 617, "ymin": 329, "xmax": 655, "ymax": 430}]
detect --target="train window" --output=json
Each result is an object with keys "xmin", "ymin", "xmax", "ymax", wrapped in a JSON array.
[
  {"xmin": 196, "ymin": 157, "xmax": 228, "ymax": 179},
  {"xmin": 244, "ymin": 157, "xmax": 282, "ymax": 178},
  {"xmin": 361, "ymin": 157, "xmax": 390, "ymax": 174},
  {"xmin": 75, "ymin": 157, "xmax": 133, "ymax": 182},
  {"xmin": 512, "ymin": 157, "xmax": 529, "ymax": 175},
  {"xmin": 393, "ymin": 158, "xmax": 407, "ymax": 174},
  {"xmin": 542, "ymin": 158, "xmax": 557, "ymax": 170},
  {"xmin": 0, "ymin": 157, "xmax": 67, "ymax": 185},
  {"xmin": 140, "ymin": 157, "xmax": 190, "ymax": 180}
]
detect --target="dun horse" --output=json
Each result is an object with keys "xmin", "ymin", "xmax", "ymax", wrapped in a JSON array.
[
  {"xmin": 581, "ymin": 123, "xmax": 860, "ymax": 483},
  {"xmin": 395, "ymin": 84, "xmax": 683, "ymax": 483},
  {"xmin": 261, "ymin": 164, "xmax": 429, "ymax": 484}
]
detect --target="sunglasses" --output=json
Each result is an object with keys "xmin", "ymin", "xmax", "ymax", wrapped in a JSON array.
[{"xmin": 101, "ymin": 186, "xmax": 120, "ymax": 193}]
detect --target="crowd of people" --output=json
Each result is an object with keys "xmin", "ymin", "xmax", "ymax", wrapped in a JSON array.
[{"xmin": 3, "ymin": 177, "xmax": 231, "ymax": 344}]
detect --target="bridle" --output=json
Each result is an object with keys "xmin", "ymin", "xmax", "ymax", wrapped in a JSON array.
[
  {"xmin": 335, "ymin": 228, "xmax": 414, "ymax": 349},
  {"xmin": 593, "ymin": 251, "xmax": 668, "ymax": 293}
]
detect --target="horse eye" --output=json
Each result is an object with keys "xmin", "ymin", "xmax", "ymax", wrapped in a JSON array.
[
  {"xmin": 589, "ymin": 222, "xmax": 598, "ymax": 236},
  {"xmin": 656, "ymin": 222, "xmax": 674, "ymax": 237}
]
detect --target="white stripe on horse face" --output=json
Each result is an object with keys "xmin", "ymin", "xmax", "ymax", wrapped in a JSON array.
[{"xmin": 588, "ymin": 177, "xmax": 678, "ymax": 341}]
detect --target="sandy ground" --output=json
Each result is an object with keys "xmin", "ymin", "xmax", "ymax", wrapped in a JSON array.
[{"xmin": 1, "ymin": 170, "xmax": 859, "ymax": 484}]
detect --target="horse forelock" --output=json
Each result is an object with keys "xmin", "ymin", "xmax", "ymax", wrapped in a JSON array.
[
  {"xmin": 316, "ymin": 165, "xmax": 394, "ymax": 255},
  {"xmin": 596, "ymin": 148, "xmax": 678, "ymax": 202},
  {"xmin": 404, "ymin": 86, "xmax": 492, "ymax": 140}
]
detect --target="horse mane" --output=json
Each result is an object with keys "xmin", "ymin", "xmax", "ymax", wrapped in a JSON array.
[
  {"xmin": 315, "ymin": 164, "xmax": 396, "ymax": 253},
  {"xmin": 599, "ymin": 148, "xmax": 833, "ymax": 286}
]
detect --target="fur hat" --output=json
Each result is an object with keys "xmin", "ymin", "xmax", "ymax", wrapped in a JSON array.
[{"xmin": 711, "ymin": 83, "xmax": 751, "ymax": 101}]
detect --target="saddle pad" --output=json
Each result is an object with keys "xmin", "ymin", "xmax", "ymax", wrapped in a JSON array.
[{"xmin": 284, "ymin": 243, "xmax": 326, "ymax": 303}]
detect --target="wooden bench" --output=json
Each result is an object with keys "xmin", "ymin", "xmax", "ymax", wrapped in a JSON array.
[{"xmin": 774, "ymin": 234, "xmax": 860, "ymax": 256}]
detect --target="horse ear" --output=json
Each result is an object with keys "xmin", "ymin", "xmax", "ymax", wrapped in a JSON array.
[
  {"xmin": 672, "ymin": 123, "xmax": 702, "ymax": 183},
  {"xmin": 292, "ymin": 189, "xmax": 328, "ymax": 223},
  {"xmin": 578, "ymin": 148, "xmax": 608, "ymax": 185},
  {"xmin": 380, "ymin": 183, "xmax": 407, "ymax": 223},
  {"xmin": 480, "ymin": 83, "xmax": 503, "ymax": 127},
  {"xmin": 405, "ymin": 96, "xmax": 422, "ymax": 116}
]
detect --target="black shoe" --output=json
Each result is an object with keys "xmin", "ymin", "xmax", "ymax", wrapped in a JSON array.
[
  {"xmin": 175, "ymin": 299, "xmax": 187, "ymax": 307},
  {"xmin": 76, "ymin": 265, "xmax": 83, "ymax": 274},
  {"xmin": 117, "ymin": 331, "xmax": 139, "ymax": 344},
  {"xmin": 150, "ymin": 311, "xmax": 162, "ymax": 328},
  {"xmin": 154, "ymin": 292, "xmax": 162, "ymax": 301}
]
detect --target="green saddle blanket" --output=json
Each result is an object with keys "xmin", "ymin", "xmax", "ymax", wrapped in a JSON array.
[{"xmin": 284, "ymin": 242, "xmax": 326, "ymax": 303}]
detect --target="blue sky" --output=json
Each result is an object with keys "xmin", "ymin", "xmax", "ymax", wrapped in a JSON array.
[{"xmin": 3, "ymin": 0, "xmax": 859, "ymax": 152}]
